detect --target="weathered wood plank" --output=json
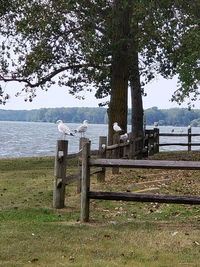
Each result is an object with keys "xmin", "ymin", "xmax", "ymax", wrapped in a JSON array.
[
  {"xmin": 159, "ymin": 143, "xmax": 200, "ymax": 146},
  {"xmin": 89, "ymin": 191, "xmax": 200, "ymax": 205},
  {"xmin": 80, "ymin": 142, "xmax": 91, "ymax": 222},
  {"xmin": 66, "ymin": 149, "xmax": 98, "ymax": 159},
  {"xmin": 89, "ymin": 158, "xmax": 200, "ymax": 170},
  {"xmin": 91, "ymin": 167, "xmax": 104, "ymax": 176},
  {"xmin": 112, "ymin": 133, "xmax": 120, "ymax": 174},
  {"xmin": 188, "ymin": 128, "xmax": 191, "ymax": 152},
  {"xmin": 106, "ymin": 142, "xmax": 130, "ymax": 150},
  {"xmin": 160, "ymin": 133, "xmax": 200, "ymax": 137},
  {"xmin": 97, "ymin": 136, "xmax": 107, "ymax": 182},
  {"xmin": 159, "ymin": 133, "xmax": 188, "ymax": 137},
  {"xmin": 53, "ymin": 140, "xmax": 68, "ymax": 209}
]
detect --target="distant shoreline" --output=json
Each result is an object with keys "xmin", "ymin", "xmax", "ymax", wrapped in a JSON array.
[{"xmin": 1, "ymin": 106, "xmax": 200, "ymax": 126}]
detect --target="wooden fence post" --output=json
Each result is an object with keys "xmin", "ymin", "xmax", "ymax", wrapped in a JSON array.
[
  {"xmin": 112, "ymin": 133, "xmax": 120, "ymax": 174},
  {"xmin": 123, "ymin": 133, "xmax": 129, "ymax": 159},
  {"xmin": 142, "ymin": 131, "xmax": 149, "ymax": 157},
  {"xmin": 77, "ymin": 137, "xmax": 89, "ymax": 193},
  {"xmin": 148, "ymin": 130, "xmax": 154, "ymax": 156},
  {"xmin": 144, "ymin": 130, "xmax": 149, "ymax": 156},
  {"xmin": 80, "ymin": 141, "xmax": 91, "ymax": 222},
  {"xmin": 97, "ymin": 136, "xmax": 107, "ymax": 182},
  {"xmin": 188, "ymin": 127, "xmax": 191, "ymax": 152},
  {"xmin": 129, "ymin": 132, "xmax": 136, "ymax": 159},
  {"xmin": 137, "ymin": 135, "xmax": 144, "ymax": 159},
  {"xmin": 154, "ymin": 128, "xmax": 160, "ymax": 153},
  {"xmin": 53, "ymin": 140, "xmax": 68, "ymax": 209}
]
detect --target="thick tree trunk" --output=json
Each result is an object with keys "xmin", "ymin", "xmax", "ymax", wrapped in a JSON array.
[
  {"xmin": 130, "ymin": 50, "xmax": 144, "ymax": 138},
  {"xmin": 129, "ymin": 19, "xmax": 144, "ymax": 138},
  {"xmin": 108, "ymin": 0, "xmax": 131, "ymax": 145}
]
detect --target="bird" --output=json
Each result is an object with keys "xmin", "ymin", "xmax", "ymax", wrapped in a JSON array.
[
  {"xmin": 56, "ymin": 120, "xmax": 74, "ymax": 139},
  {"xmin": 75, "ymin": 120, "xmax": 88, "ymax": 137},
  {"xmin": 154, "ymin": 122, "xmax": 159, "ymax": 127},
  {"xmin": 113, "ymin": 122, "xmax": 122, "ymax": 133},
  {"xmin": 120, "ymin": 133, "xmax": 128, "ymax": 142}
]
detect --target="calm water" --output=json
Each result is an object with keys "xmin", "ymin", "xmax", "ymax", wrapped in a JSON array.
[
  {"xmin": 0, "ymin": 121, "xmax": 108, "ymax": 158},
  {"xmin": 1, "ymin": 121, "xmax": 200, "ymax": 158}
]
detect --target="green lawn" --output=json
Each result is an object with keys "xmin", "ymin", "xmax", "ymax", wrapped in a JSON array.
[{"xmin": 0, "ymin": 153, "xmax": 200, "ymax": 267}]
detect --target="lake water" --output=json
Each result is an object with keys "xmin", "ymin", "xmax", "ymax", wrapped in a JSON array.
[{"xmin": 1, "ymin": 121, "xmax": 200, "ymax": 158}]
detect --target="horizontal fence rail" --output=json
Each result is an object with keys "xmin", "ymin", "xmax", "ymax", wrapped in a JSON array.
[
  {"xmin": 88, "ymin": 191, "xmax": 200, "ymax": 205},
  {"xmin": 159, "ymin": 143, "xmax": 200, "ymax": 146},
  {"xmin": 160, "ymin": 133, "xmax": 200, "ymax": 137},
  {"xmin": 90, "ymin": 158, "xmax": 200, "ymax": 170}
]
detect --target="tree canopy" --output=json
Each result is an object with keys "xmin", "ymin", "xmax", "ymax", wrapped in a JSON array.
[
  {"xmin": 0, "ymin": 0, "xmax": 112, "ymax": 102},
  {"xmin": 0, "ymin": 1, "xmax": 199, "ymax": 139},
  {"xmin": 0, "ymin": 1, "xmax": 199, "ymax": 99}
]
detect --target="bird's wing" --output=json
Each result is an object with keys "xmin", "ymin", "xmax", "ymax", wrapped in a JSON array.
[
  {"xmin": 77, "ymin": 124, "xmax": 87, "ymax": 132},
  {"xmin": 58, "ymin": 123, "xmax": 70, "ymax": 134},
  {"xmin": 113, "ymin": 125, "xmax": 121, "ymax": 132},
  {"xmin": 120, "ymin": 133, "xmax": 128, "ymax": 141}
]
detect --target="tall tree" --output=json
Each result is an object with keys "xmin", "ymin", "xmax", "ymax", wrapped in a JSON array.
[
  {"xmin": 0, "ymin": 0, "xmax": 199, "ymax": 142},
  {"xmin": 107, "ymin": 0, "xmax": 131, "ymax": 144},
  {"xmin": 129, "ymin": 0, "xmax": 200, "ymax": 136}
]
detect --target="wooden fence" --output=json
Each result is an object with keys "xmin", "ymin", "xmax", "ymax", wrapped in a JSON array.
[
  {"xmin": 148, "ymin": 127, "xmax": 200, "ymax": 152},
  {"xmin": 53, "ymin": 134, "xmax": 146, "ymax": 208},
  {"xmin": 144, "ymin": 129, "xmax": 159, "ymax": 155},
  {"xmin": 80, "ymin": 141, "xmax": 200, "ymax": 222},
  {"xmin": 53, "ymin": 138, "xmax": 93, "ymax": 208},
  {"xmin": 53, "ymin": 127, "xmax": 200, "ymax": 210}
]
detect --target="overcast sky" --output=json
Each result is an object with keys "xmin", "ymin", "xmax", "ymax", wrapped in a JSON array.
[{"xmin": 0, "ymin": 75, "xmax": 197, "ymax": 110}]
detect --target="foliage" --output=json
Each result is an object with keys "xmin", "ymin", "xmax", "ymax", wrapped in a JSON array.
[
  {"xmin": 144, "ymin": 107, "xmax": 200, "ymax": 126},
  {"xmin": 0, "ymin": 107, "xmax": 108, "ymax": 123},
  {"xmin": 1, "ymin": 106, "xmax": 200, "ymax": 126},
  {"xmin": 0, "ymin": 1, "xmax": 199, "ymax": 106},
  {"xmin": 124, "ymin": 1, "xmax": 200, "ymax": 110},
  {"xmin": 0, "ymin": 0, "xmax": 112, "ymax": 104}
]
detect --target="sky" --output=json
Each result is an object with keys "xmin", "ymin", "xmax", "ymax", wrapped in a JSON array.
[{"xmin": 0, "ymin": 75, "xmax": 197, "ymax": 110}]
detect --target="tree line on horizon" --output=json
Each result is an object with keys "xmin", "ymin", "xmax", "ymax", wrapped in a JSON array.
[{"xmin": 1, "ymin": 107, "xmax": 200, "ymax": 127}]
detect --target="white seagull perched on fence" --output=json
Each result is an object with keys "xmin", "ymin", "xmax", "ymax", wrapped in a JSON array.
[
  {"xmin": 56, "ymin": 120, "xmax": 74, "ymax": 139},
  {"xmin": 120, "ymin": 133, "xmax": 128, "ymax": 142},
  {"xmin": 75, "ymin": 120, "xmax": 88, "ymax": 137},
  {"xmin": 113, "ymin": 122, "xmax": 122, "ymax": 133}
]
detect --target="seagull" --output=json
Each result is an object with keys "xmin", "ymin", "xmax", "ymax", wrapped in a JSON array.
[
  {"xmin": 75, "ymin": 120, "xmax": 88, "ymax": 137},
  {"xmin": 56, "ymin": 120, "xmax": 74, "ymax": 139},
  {"xmin": 113, "ymin": 122, "xmax": 122, "ymax": 132},
  {"xmin": 154, "ymin": 122, "xmax": 159, "ymax": 127},
  {"xmin": 120, "ymin": 133, "xmax": 128, "ymax": 142}
]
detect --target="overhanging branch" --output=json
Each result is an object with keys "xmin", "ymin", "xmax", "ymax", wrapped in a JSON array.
[{"xmin": 0, "ymin": 63, "xmax": 100, "ymax": 88}]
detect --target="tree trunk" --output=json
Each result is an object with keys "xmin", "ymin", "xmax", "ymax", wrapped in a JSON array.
[
  {"xmin": 130, "ymin": 50, "xmax": 144, "ymax": 138},
  {"xmin": 129, "ymin": 19, "xmax": 144, "ymax": 138},
  {"xmin": 108, "ymin": 0, "xmax": 131, "ymax": 145}
]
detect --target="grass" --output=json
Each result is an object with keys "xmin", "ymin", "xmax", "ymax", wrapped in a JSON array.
[{"xmin": 1, "ymin": 152, "xmax": 200, "ymax": 266}]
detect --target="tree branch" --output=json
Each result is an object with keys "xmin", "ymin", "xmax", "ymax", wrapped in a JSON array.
[{"xmin": 0, "ymin": 62, "xmax": 110, "ymax": 88}]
